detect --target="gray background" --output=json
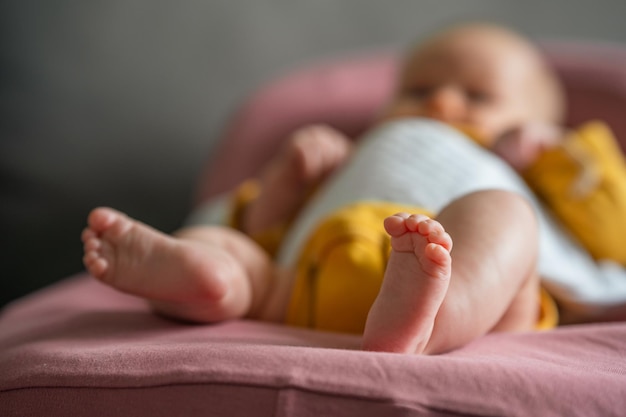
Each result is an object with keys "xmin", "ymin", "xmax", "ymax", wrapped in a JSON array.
[{"xmin": 2, "ymin": 0, "xmax": 626, "ymax": 307}]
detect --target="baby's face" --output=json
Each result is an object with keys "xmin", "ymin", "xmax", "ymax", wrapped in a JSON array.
[{"xmin": 383, "ymin": 27, "xmax": 553, "ymax": 144}]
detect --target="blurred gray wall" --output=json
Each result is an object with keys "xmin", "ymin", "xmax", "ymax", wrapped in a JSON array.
[{"xmin": 2, "ymin": 0, "xmax": 626, "ymax": 306}]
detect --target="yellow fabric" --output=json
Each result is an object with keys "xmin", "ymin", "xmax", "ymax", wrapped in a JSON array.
[
  {"xmin": 524, "ymin": 121, "xmax": 626, "ymax": 265},
  {"xmin": 285, "ymin": 201, "xmax": 429, "ymax": 333},
  {"xmin": 229, "ymin": 179, "xmax": 260, "ymax": 230},
  {"xmin": 229, "ymin": 179, "xmax": 287, "ymax": 257},
  {"xmin": 284, "ymin": 201, "xmax": 558, "ymax": 333},
  {"xmin": 536, "ymin": 287, "xmax": 559, "ymax": 330}
]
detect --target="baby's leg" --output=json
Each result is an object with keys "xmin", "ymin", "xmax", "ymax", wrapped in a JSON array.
[
  {"xmin": 243, "ymin": 125, "xmax": 352, "ymax": 235},
  {"xmin": 82, "ymin": 207, "xmax": 285, "ymax": 323},
  {"xmin": 363, "ymin": 190, "xmax": 540, "ymax": 354}
]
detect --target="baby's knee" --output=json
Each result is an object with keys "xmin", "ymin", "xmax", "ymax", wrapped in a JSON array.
[
  {"xmin": 486, "ymin": 191, "xmax": 540, "ymax": 253},
  {"xmin": 473, "ymin": 190, "xmax": 535, "ymax": 221},
  {"xmin": 493, "ymin": 190, "xmax": 536, "ymax": 223},
  {"xmin": 453, "ymin": 190, "xmax": 539, "ymax": 241}
]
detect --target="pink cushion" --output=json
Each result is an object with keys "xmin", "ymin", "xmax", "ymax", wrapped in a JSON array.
[
  {"xmin": 2, "ymin": 275, "xmax": 626, "ymax": 416},
  {"xmin": 3, "ymin": 42, "xmax": 626, "ymax": 416}
]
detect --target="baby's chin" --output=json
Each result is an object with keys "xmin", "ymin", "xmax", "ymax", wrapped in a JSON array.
[
  {"xmin": 374, "ymin": 112, "xmax": 499, "ymax": 148},
  {"xmin": 438, "ymin": 122, "xmax": 506, "ymax": 149}
]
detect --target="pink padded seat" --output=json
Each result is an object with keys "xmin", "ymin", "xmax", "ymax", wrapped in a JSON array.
[{"xmin": 2, "ymin": 41, "xmax": 626, "ymax": 417}]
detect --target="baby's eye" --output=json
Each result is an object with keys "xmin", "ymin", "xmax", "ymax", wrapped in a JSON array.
[
  {"xmin": 466, "ymin": 90, "xmax": 492, "ymax": 103},
  {"xmin": 407, "ymin": 86, "xmax": 433, "ymax": 99}
]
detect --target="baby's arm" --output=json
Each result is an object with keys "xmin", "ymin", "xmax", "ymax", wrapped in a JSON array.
[{"xmin": 232, "ymin": 125, "xmax": 354, "ymax": 256}]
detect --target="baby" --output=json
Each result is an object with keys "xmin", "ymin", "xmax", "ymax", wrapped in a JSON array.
[{"xmin": 82, "ymin": 23, "xmax": 614, "ymax": 354}]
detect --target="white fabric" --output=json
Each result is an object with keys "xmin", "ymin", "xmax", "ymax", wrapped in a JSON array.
[{"xmin": 185, "ymin": 193, "xmax": 231, "ymax": 227}]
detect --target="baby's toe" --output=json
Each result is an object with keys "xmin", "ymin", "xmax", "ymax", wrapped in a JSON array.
[
  {"xmin": 81, "ymin": 227, "xmax": 97, "ymax": 243},
  {"xmin": 83, "ymin": 237, "xmax": 102, "ymax": 252},
  {"xmin": 384, "ymin": 213, "xmax": 411, "ymax": 236},
  {"xmin": 428, "ymin": 230, "xmax": 453, "ymax": 251},
  {"xmin": 425, "ymin": 243, "xmax": 452, "ymax": 268},
  {"xmin": 404, "ymin": 214, "xmax": 432, "ymax": 232},
  {"xmin": 84, "ymin": 251, "xmax": 109, "ymax": 279},
  {"xmin": 416, "ymin": 219, "xmax": 452, "ymax": 251},
  {"xmin": 416, "ymin": 218, "xmax": 443, "ymax": 235}
]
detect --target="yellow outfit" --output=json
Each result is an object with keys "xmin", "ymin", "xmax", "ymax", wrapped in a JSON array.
[
  {"xmin": 286, "ymin": 202, "xmax": 428, "ymax": 334},
  {"xmin": 230, "ymin": 186, "xmax": 558, "ymax": 334},
  {"xmin": 523, "ymin": 121, "xmax": 626, "ymax": 265}
]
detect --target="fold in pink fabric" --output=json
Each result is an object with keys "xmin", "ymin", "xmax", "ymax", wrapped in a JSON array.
[{"xmin": 1, "ymin": 275, "xmax": 625, "ymax": 416}]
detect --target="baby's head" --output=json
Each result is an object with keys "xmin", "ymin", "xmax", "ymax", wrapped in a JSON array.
[{"xmin": 382, "ymin": 23, "xmax": 565, "ymax": 144}]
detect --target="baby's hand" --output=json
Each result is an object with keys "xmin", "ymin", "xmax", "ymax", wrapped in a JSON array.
[{"xmin": 492, "ymin": 123, "xmax": 564, "ymax": 171}]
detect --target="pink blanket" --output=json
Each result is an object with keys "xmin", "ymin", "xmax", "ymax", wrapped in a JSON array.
[{"xmin": 1, "ymin": 275, "xmax": 625, "ymax": 416}]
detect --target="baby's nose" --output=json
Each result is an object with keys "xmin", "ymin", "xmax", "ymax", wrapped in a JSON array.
[{"xmin": 423, "ymin": 87, "xmax": 466, "ymax": 122}]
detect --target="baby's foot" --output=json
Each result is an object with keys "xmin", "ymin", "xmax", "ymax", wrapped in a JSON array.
[
  {"xmin": 362, "ymin": 213, "xmax": 452, "ymax": 354},
  {"xmin": 244, "ymin": 125, "xmax": 352, "ymax": 235},
  {"xmin": 82, "ymin": 207, "xmax": 232, "ymax": 304}
]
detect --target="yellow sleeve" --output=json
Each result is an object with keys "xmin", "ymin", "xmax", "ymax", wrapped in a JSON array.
[
  {"xmin": 229, "ymin": 179, "xmax": 286, "ymax": 258},
  {"xmin": 523, "ymin": 121, "xmax": 626, "ymax": 265}
]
